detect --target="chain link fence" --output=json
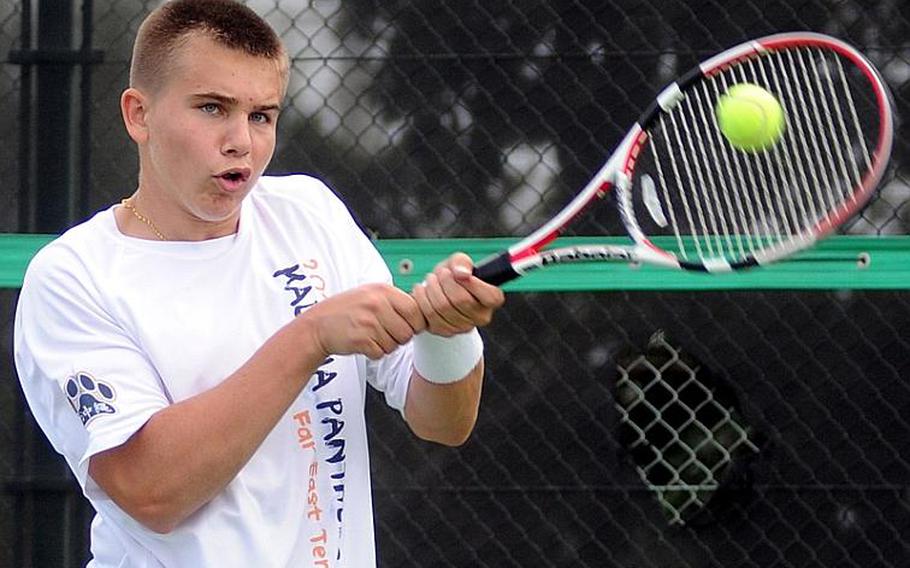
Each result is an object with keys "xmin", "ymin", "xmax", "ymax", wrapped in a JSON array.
[{"xmin": 2, "ymin": 1, "xmax": 909, "ymax": 566}]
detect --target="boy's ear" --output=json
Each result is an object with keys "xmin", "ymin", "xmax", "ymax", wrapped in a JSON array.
[{"xmin": 121, "ymin": 88, "xmax": 150, "ymax": 144}]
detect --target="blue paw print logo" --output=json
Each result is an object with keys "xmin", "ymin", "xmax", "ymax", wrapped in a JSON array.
[{"xmin": 65, "ymin": 372, "xmax": 117, "ymax": 426}]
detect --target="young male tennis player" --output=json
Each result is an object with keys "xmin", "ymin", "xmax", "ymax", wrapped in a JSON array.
[{"xmin": 13, "ymin": 1, "xmax": 504, "ymax": 565}]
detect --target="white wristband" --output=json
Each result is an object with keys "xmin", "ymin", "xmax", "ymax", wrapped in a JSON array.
[{"xmin": 412, "ymin": 328, "xmax": 484, "ymax": 384}]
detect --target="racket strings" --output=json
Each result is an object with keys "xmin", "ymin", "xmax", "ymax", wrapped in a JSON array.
[
  {"xmin": 749, "ymin": 55, "xmax": 805, "ymax": 242},
  {"xmin": 756, "ymin": 55, "xmax": 807, "ymax": 240},
  {"xmin": 687, "ymin": 88, "xmax": 744, "ymax": 256},
  {"xmin": 641, "ymin": 46, "xmax": 876, "ymax": 264}
]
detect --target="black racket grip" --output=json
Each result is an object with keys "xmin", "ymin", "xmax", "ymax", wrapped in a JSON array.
[{"xmin": 472, "ymin": 251, "xmax": 520, "ymax": 286}]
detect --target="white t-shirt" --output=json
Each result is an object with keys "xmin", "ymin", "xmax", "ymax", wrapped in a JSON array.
[{"xmin": 14, "ymin": 175, "xmax": 414, "ymax": 567}]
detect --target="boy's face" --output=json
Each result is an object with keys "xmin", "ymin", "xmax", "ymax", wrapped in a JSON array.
[{"xmin": 133, "ymin": 32, "xmax": 284, "ymax": 234}]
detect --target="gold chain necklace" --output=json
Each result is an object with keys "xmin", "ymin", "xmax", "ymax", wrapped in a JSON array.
[{"xmin": 121, "ymin": 198, "xmax": 166, "ymax": 241}]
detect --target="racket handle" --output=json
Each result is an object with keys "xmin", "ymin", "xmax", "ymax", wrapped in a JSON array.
[{"xmin": 472, "ymin": 251, "xmax": 520, "ymax": 286}]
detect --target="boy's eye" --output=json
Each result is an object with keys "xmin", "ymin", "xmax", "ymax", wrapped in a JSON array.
[
  {"xmin": 200, "ymin": 103, "xmax": 220, "ymax": 114},
  {"xmin": 251, "ymin": 112, "xmax": 271, "ymax": 124}
]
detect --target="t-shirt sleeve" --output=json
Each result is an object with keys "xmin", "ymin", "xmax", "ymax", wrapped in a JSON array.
[{"xmin": 13, "ymin": 244, "xmax": 170, "ymax": 494}]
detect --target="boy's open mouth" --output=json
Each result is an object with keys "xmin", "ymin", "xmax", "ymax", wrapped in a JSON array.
[{"xmin": 215, "ymin": 168, "xmax": 252, "ymax": 189}]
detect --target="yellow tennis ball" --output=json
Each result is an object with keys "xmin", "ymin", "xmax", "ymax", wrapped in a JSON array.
[{"xmin": 715, "ymin": 83, "xmax": 785, "ymax": 152}]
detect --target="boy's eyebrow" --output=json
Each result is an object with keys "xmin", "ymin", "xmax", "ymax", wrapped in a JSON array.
[{"xmin": 191, "ymin": 92, "xmax": 281, "ymax": 112}]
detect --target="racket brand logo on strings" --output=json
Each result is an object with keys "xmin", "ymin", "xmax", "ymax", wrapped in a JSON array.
[{"xmin": 539, "ymin": 247, "xmax": 633, "ymax": 265}]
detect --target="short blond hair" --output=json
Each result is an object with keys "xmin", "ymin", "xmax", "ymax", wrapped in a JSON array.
[{"xmin": 130, "ymin": 0, "xmax": 289, "ymax": 94}]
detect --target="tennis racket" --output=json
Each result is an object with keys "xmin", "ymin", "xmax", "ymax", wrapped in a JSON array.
[{"xmin": 473, "ymin": 32, "xmax": 893, "ymax": 285}]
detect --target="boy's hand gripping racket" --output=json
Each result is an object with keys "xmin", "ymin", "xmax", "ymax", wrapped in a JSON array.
[{"xmin": 474, "ymin": 32, "xmax": 893, "ymax": 285}]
